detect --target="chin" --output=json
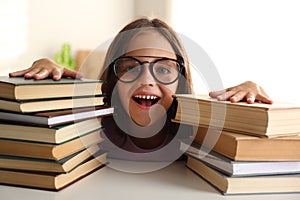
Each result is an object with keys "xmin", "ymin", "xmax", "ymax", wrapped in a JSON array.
[{"xmin": 130, "ymin": 108, "xmax": 167, "ymax": 127}]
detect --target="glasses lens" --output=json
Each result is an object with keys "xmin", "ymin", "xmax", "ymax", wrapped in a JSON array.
[
  {"xmin": 114, "ymin": 58, "xmax": 142, "ymax": 82},
  {"xmin": 152, "ymin": 60, "xmax": 181, "ymax": 84}
]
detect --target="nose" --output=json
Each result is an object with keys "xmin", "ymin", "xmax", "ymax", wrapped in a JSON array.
[{"xmin": 137, "ymin": 63, "xmax": 156, "ymax": 85}]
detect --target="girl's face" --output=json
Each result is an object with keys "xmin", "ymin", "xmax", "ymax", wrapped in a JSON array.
[{"xmin": 116, "ymin": 31, "xmax": 179, "ymax": 126}]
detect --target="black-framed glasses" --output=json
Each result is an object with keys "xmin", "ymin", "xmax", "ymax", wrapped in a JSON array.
[{"xmin": 112, "ymin": 56, "xmax": 184, "ymax": 85}]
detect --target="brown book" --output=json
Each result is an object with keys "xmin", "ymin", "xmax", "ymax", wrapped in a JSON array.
[
  {"xmin": 193, "ymin": 126, "xmax": 300, "ymax": 161},
  {"xmin": 0, "ymin": 145, "xmax": 103, "ymax": 173},
  {"xmin": 0, "ymin": 106, "xmax": 114, "ymax": 127},
  {"xmin": 0, "ymin": 96, "xmax": 104, "ymax": 113},
  {"xmin": 187, "ymin": 156, "xmax": 300, "ymax": 195},
  {"xmin": 173, "ymin": 94, "xmax": 300, "ymax": 137},
  {"xmin": 0, "ymin": 153, "xmax": 106, "ymax": 191},
  {"xmin": 0, "ymin": 118, "xmax": 101, "ymax": 144},
  {"xmin": 0, "ymin": 129, "xmax": 103, "ymax": 160},
  {"xmin": 0, "ymin": 76, "xmax": 103, "ymax": 100}
]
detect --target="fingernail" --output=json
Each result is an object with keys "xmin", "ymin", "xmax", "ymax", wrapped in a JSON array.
[
  {"xmin": 230, "ymin": 96, "xmax": 237, "ymax": 102},
  {"xmin": 53, "ymin": 75, "xmax": 60, "ymax": 81},
  {"xmin": 247, "ymin": 97, "xmax": 255, "ymax": 103}
]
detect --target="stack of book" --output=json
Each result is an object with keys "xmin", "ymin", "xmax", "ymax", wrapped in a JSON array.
[
  {"xmin": 0, "ymin": 76, "xmax": 114, "ymax": 191},
  {"xmin": 173, "ymin": 94, "xmax": 300, "ymax": 195}
]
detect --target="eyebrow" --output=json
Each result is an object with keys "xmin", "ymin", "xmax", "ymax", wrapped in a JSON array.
[{"xmin": 128, "ymin": 55, "xmax": 177, "ymax": 60}]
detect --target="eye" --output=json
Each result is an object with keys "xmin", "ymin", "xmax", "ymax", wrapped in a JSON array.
[
  {"xmin": 155, "ymin": 65, "xmax": 172, "ymax": 74},
  {"xmin": 125, "ymin": 65, "xmax": 141, "ymax": 73},
  {"xmin": 115, "ymin": 58, "xmax": 141, "ymax": 74}
]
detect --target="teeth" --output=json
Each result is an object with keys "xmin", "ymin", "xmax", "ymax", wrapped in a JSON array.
[{"xmin": 134, "ymin": 95, "xmax": 158, "ymax": 100}]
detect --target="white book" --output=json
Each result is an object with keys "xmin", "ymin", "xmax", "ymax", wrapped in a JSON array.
[{"xmin": 181, "ymin": 139, "xmax": 300, "ymax": 176}]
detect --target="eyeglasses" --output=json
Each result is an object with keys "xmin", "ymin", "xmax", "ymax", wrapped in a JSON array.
[{"xmin": 112, "ymin": 56, "xmax": 183, "ymax": 85}]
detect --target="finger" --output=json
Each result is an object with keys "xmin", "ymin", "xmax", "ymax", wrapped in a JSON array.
[
  {"xmin": 229, "ymin": 90, "xmax": 248, "ymax": 103},
  {"xmin": 215, "ymin": 88, "xmax": 239, "ymax": 101},
  {"xmin": 209, "ymin": 89, "xmax": 226, "ymax": 98},
  {"xmin": 32, "ymin": 69, "xmax": 51, "ymax": 80},
  {"xmin": 255, "ymin": 94, "xmax": 273, "ymax": 104},
  {"xmin": 52, "ymin": 68, "xmax": 63, "ymax": 81},
  {"xmin": 23, "ymin": 68, "xmax": 42, "ymax": 79},
  {"xmin": 246, "ymin": 93, "xmax": 256, "ymax": 104},
  {"xmin": 9, "ymin": 69, "xmax": 31, "ymax": 77}
]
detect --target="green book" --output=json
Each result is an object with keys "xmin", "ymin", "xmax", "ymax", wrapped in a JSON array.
[
  {"xmin": 0, "ymin": 153, "xmax": 106, "ymax": 191},
  {"xmin": 0, "ymin": 76, "xmax": 103, "ymax": 100},
  {"xmin": 0, "ymin": 146, "xmax": 105, "ymax": 173}
]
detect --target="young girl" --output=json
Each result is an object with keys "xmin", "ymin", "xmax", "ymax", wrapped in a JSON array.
[{"xmin": 9, "ymin": 17, "xmax": 273, "ymax": 163}]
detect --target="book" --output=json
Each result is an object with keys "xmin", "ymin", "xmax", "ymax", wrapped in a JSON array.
[
  {"xmin": 181, "ymin": 140, "xmax": 300, "ymax": 176},
  {"xmin": 0, "ymin": 96, "xmax": 105, "ymax": 113},
  {"xmin": 173, "ymin": 94, "xmax": 300, "ymax": 137},
  {"xmin": 0, "ymin": 145, "xmax": 102, "ymax": 173},
  {"xmin": 0, "ymin": 76, "xmax": 103, "ymax": 100},
  {"xmin": 0, "ymin": 118, "xmax": 102, "ymax": 144},
  {"xmin": 186, "ymin": 156, "xmax": 300, "ymax": 195},
  {"xmin": 0, "ymin": 106, "xmax": 114, "ymax": 127},
  {"xmin": 0, "ymin": 129, "xmax": 103, "ymax": 160},
  {"xmin": 193, "ymin": 126, "xmax": 300, "ymax": 161},
  {"xmin": 0, "ymin": 153, "xmax": 106, "ymax": 191}
]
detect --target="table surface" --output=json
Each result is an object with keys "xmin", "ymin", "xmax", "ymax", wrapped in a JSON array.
[{"xmin": 1, "ymin": 160, "xmax": 300, "ymax": 200}]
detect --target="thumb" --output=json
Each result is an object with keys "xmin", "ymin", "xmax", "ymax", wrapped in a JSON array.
[{"xmin": 63, "ymin": 68, "xmax": 84, "ymax": 79}]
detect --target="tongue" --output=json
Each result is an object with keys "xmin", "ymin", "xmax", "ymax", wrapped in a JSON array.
[{"xmin": 139, "ymin": 99, "xmax": 153, "ymax": 107}]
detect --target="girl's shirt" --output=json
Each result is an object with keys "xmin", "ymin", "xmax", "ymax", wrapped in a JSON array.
[{"xmin": 100, "ymin": 116, "xmax": 191, "ymax": 162}]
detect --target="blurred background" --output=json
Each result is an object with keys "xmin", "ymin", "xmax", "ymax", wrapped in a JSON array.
[{"xmin": 1, "ymin": 0, "xmax": 300, "ymax": 102}]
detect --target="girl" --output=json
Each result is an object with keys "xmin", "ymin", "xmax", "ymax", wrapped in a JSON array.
[{"xmin": 9, "ymin": 17, "xmax": 273, "ymax": 163}]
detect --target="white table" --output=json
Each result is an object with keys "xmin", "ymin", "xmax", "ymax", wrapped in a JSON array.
[{"xmin": 1, "ymin": 161, "xmax": 300, "ymax": 200}]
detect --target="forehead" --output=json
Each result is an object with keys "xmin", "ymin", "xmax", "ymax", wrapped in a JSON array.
[{"xmin": 125, "ymin": 31, "xmax": 176, "ymax": 59}]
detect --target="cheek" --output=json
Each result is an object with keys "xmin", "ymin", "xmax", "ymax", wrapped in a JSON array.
[
  {"xmin": 116, "ymin": 83, "xmax": 131, "ymax": 113},
  {"xmin": 169, "ymin": 82, "xmax": 179, "ymax": 94}
]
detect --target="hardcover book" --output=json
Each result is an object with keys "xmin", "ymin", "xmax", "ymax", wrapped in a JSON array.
[
  {"xmin": 0, "ymin": 76, "xmax": 103, "ymax": 100},
  {"xmin": 181, "ymin": 140, "xmax": 300, "ymax": 176},
  {"xmin": 187, "ymin": 156, "xmax": 300, "ymax": 195},
  {"xmin": 0, "ymin": 145, "xmax": 103, "ymax": 173},
  {"xmin": 0, "ymin": 106, "xmax": 114, "ymax": 127},
  {"xmin": 0, "ymin": 118, "xmax": 102, "ymax": 144},
  {"xmin": 192, "ymin": 126, "xmax": 300, "ymax": 161},
  {"xmin": 173, "ymin": 94, "xmax": 300, "ymax": 137},
  {"xmin": 0, "ymin": 129, "xmax": 103, "ymax": 160},
  {"xmin": 0, "ymin": 96, "xmax": 105, "ymax": 113},
  {"xmin": 0, "ymin": 153, "xmax": 106, "ymax": 191}
]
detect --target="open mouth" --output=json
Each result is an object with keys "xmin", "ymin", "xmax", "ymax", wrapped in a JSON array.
[{"xmin": 133, "ymin": 95, "xmax": 160, "ymax": 107}]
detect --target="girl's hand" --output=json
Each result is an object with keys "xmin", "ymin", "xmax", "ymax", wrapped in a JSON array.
[
  {"xmin": 9, "ymin": 58, "xmax": 83, "ymax": 81},
  {"xmin": 209, "ymin": 81, "xmax": 273, "ymax": 104}
]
